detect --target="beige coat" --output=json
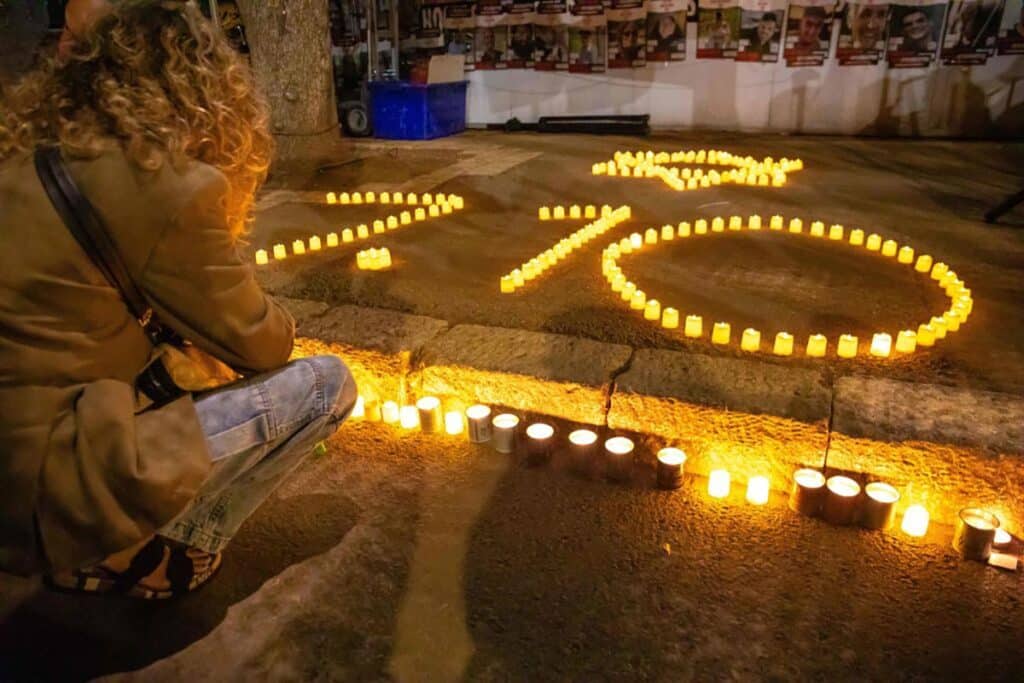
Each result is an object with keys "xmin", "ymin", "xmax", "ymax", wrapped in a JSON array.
[{"xmin": 0, "ymin": 147, "xmax": 294, "ymax": 574}]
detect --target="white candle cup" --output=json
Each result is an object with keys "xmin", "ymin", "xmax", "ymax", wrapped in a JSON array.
[
  {"xmin": 568, "ymin": 429, "xmax": 599, "ymax": 476},
  {"xmin": 861, "ymin": 482, "xmax": 900, "ymax": 530},
  {"xmin": 901, "ymin": 505, "xmax": 930, "ymax": 538},
  {"xmin": 381, "ymin": 401, "xmax": 400, "ymax": 425},
  {"xmin": 524, "ymin": 423, "xmax": 555, "ymax": 466},
  {"xmin": 466, "ymin": 405, "xmax": 493, "ymax": 443},
  {"xmin": 993, "ymin": 528, "xmax": 1012, "ymax": 548},
  {"xmin": 491, "ymin": 414, "xmax": 520, "ymax": 454},
  {"xmin": 870, "ymin": 333, "xmax": 892, "ymax": 358},
  {"xmin": 708, "ymin": 470, "xmax": 731, "ymax": 499},
  {"xmin": 656, "ymin": 447, "xmax": 687, "ymax": 490},
  {"xmin": 604, "ymin": 436, "xmax": 635, "ymax": 483},
  {"xmin": 823, "ymin": 475, "xmax": 861, "ymax": 526},
  {"xmin": 444, "ymin": 410, "xmax": 465, "ymax": 436},
  {"xmin": 953, "ymin": 508, "xmax": 1000, "ymax": 562},
  {"xmin": 399, "ymin": 405, "xmax": 419, "ymax": 430},
  {"xmin": 415, "ymin": 396, "xmax": 443, "ymax": 433},
  {"xmin": 746, "ymin": 476, "xmax": 770, "ymax": 505},
  {"xmin": 789, "ymin": 468, "xmax": 826, "ymax": 516}
]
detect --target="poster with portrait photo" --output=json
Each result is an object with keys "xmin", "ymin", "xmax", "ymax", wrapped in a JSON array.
[
  {"xmin": 608, "ymin": 0, "xmax": 649, "ymax": 68},
  {"xmin": 886, "ymin": 0, "xmax": 947, "ymax": 67},
  {"xmin": 783, "ymin": 0, "xmax": 836, "ymax": 65},
  {"xmin": 505, "ymin": 0, "xmax": 537, "ymax": 68},
  {"xmin": 941, "ymin": 0, "xmax": 1005, "ymax": 64},
  {"xmin": 568, "ymin": 0, "xmax": 608, "ymax": 72},
  {"xmin": 837, "ymin": 0, "xmax": 891, "ymax": 64},
  {"xmin": 736, "ymin": 0, "xmax": 787, "ymax": 61},
  {"xmin": 997, "ymin": 0, "xmax": 1024, "ymax": 52},
  {"xmin": 646, "ymin": 0, "xmax": 690, "ymax": 61},
  {"xmin": 475, "ymin": 0, "xmax": 509, "ymax": 70},
  {"xmin": 444, "ymin": 2, "xmax": 477, "ymax": 71},
  {"xmin": 535, "ymin": 0, "xmax": 572, "ymax": 69},
  {"xmin": 698, "ymin": 0, "xmax": 742, "ymax": 57}
]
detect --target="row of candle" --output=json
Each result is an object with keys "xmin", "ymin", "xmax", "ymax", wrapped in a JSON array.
[
  {"xmin": 538, "ymin": 204, "xmax": 600, "ymax": 221},
  {"xmin": 255, "ymin": 192, "xmax": 466, "ymax": 265},
  {"xmin": 608, "ymin": 149, "xmax": 804, "ymax": 174},
  {"xmin": 324, "ymin": 190, "xmax": 454, "ymax": 206},
  {"xmin": 499, "ymin": 205, "xmax": 632, "ymax": 293},
  {"xmin": 356, "ymin": 247, "xmax": 392, "ymax": 271},
  {"xmin": 594, "ymin": 149, "xmax": 804, "ymax": 192},
  {"xmin": 350, "ymin": 394, "xmax": 1017, "ymax": 564},
  {"xmin": 600, "ymin": 214, "xmax": 972, "ymax": 359}
]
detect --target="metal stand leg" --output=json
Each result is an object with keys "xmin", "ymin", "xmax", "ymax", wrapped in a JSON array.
[{"xmin": 984, "ymin": 187, "xmax": 1024, "ymax": 225}]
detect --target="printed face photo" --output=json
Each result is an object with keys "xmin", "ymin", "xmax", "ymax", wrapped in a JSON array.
[
  {"xmin": 758, "ymin": 14, "xmax": 779, "ymax": 43},
  {"xmin": 902, "ymin": 10, "xmax": 932, "ymax": 42},
  {"xmin": 620, "ymin": 22, "xmax": 639, "ymax": 48},
  {"xmin": 853, "ymin": 4, "xmax": 889, "ymax": 46},
  {"xmin": 799, "ymin": 12, "xmax": 826, "ymax": 44}
]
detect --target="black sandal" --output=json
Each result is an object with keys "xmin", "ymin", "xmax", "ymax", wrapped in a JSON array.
[{"xmin": 44, "ymin": 537, "xmax": 223, "ymax": 600}]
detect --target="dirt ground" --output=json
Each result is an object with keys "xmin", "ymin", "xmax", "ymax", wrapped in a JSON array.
[
  {"xmin": 2, "ymin": 421, "xmax": 1022, "ymax": 681},
  {"xmin": 252, "ymin": 131, "xmax": 1024, "ymax": 395}
]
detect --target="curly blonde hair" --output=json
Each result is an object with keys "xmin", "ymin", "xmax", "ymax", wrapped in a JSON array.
[{"xmin": 0, "ymin": 0, "xmax": 272, "ymax": 236}]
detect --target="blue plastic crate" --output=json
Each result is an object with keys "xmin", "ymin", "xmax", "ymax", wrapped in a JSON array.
[{"xmin": 369, "ymin": 81, "xmax": 468, "ymax": 140}]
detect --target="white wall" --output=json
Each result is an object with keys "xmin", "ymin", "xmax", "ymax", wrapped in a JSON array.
[{"xmin": 466, "ymin": 25, "xmax": 1024, "ymax": 136}]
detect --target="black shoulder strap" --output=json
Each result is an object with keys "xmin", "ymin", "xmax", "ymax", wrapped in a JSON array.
[{"xmin": 33, "ymin": 146, "xmax": 153, "ymax": 326}]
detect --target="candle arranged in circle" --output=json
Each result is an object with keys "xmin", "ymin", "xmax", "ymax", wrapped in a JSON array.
[
  {"xmin": 823, "ymin": 476, "xmax": 861, "ymax": 526},
  {"xmin": 901, "ymin": 505, "xmax": 930, "ymax": 538},
  {"xmin": 416, "ymin": 396, "xmax": 442, "ymax": 433},
  {"xmin": 466, "ymin": 405, "xmax": 493, "ymax": 443},
  {"xmin": 708, "ymin": 469, "xmax": 731, "ymax": 499},
  {"xmin": 746, "ymin": 476, "xmax": 770, "ymax": 505},
  {"xmin": 789, "ymin": 468, "xmax": 826, "ymax": 516},
  {"xmin": 604, "ymin": 436, "xmax": 635, "ymax": 482},
  {"xmin": 524, "ymin": 422, "xmax": 555, "ymax": 466},
  {"xmin": 953, "ymin": 507, "xmax": 999, "ymax": 562},
  {"xmin": 491, "ymin": 413, "xmax": 520, "ymax": 454},
  {"xmin": 568, "ymin": 429, "xmax": 599, "ymax": 475},
  {"xmin": 861, "ymin": 482, "xmax": 899, "ymax": 530},
  {"xmin": 656, "ymin": 447, "xmax": 686, "ymax": 490},
  {"xmin": 445, "ymin": 410, "xmax": 465, "ymax": 436}
]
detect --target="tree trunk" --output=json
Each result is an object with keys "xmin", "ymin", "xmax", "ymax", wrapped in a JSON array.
[{"xmin": 235, "ymin": 0, "xmax": 347, "ymax": 175}]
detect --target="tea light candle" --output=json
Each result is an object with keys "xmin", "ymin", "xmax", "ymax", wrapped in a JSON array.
[
  {"xmin": 773, "ymin": 332, "xmax": 794, "ymax": 356},
  {"xmin": 748, "ymin": 215, "xmax": 762, "ymax": 231},
  {"xmin": 339, "ymin": 192, "xmax": 350, "ymax": 204},
  {"xmin": 400, "ymin": 212, "xmax": 411, "ymax": 225},
  {"xmin": 352, "ymin": 192, "xmax": 363, "ymax": 204},
  {"xmin": 930, "ymin": 262, "xmax": 948, "ymax": 280},
  {"xmin": 392, "ymin": 191, "xmax": 404, "ymax": 203},
  {"xmin": 585, "ymin": 205, "xmax": 597, "ymax": 219},
  {"xmin": 630, "ymin": 233, "xmax": 643, "ymax": 249},
  {"xmin": 810, "ymin": 221, "xmax": 825, "ymax": 237},
  {"xmin": 870, "ymin": 333, "xmax": 892, "ymax": 358},
  {"xmin": 357, "ymin": 224, "xmax": 370, "ymax": 239},
  {"xmin": 861, "ymin": 482, "xmax": 899, "ymax": 530},
  {"xmin": 656, "ymin": 447, "xmax": 687, "ymax": 490},
  {"xmin": 387, "ymin": 216, "xmax": 399, "ymax": 229},
  {"xmin": 445, "ymin": 410, "xmax": 464, "ymax": 436},
  {"xmin": 806, "ymin": 334, "xmax": 827, "ymax": 358},
  {"xmin": 661, "ymin": 308, "xmax": 679, "ymax": 329},
  {"xmin": 740, "ymin": 328, "xmax": 761, "ymax": 352},
  {"xmin": 466, "ymin": 405, "xmax": 492, "ymax": 443},
  {"xmin": 406, "ymin": 193, "xmax": 418, "ymax": 205},
  {"xmin": 500, "ymin": 277, "xmax": 515, "ymax": 293},
  {"xmin": 272, "ymin": 243, "xmax": 287, "ymax": 260},
  {"xmin": 351, "ymin": 395, "xmax": 366, "ymax": 420},
  {"xmin": 916, "ymin": 323, "xmax": 936, "ymax": 347},
  {"xmin": 678, "ymin": 222, "xmax": 691, "ymax": 237},
  {"xmin": 491, "ymin": 414, "xmax": 520, "ymax": 454},
  {"xmin": 416, "ymin": 396, "xmax": 442, "ymax": 433},
  {"xmin": 837, "ymin": 334, "xmax": 858, "ymax": 359},
  {"xmin": 661, "ymin": 224, "xmax": 674, "ymax": 241},
  {"xmin": 414, "ymin": 208, "xmax": 426, "ymax": 221},
  {"xmin": 728, "ymin": 216, "xmax": 742, "ymax": 231},
  {"xmin": 746, "ymin": 476, "xmax": 770, "ymax": 505},
  {"xmin": 644, "ymin": 299, "xmax": 661, "ymax": 321},
  {"xmin": 712, "ymin": 217, "xmax": 725, "ymax": 232},
  {"xmin": 881, "ymin": 240, "xmax": 898, "ymax": 257},
  {"xmin": 553, "ymin": 206, "xmax": 566, "ymax": 220},
  {"xmin": 866, "ymin": 234, "xmax": 882, "ymax": 251},
  {"xmin": 895, "ymin": 330, "xmax": 917, "ymax": 354},
  {"xmin": 326, "ymin": 192, "xmax": 337, "ymax": 204},
  {"xmin": 901, "ymin": 505, "xmax": 930, "ymax": 537},
  {"xmin": 399, "ymin": 405, "xmax": 419, "ymax": 430},
  {"xmin": 380, "ymin": 191, "xmax": 391, "ymax": 204},
  {"xmin": 327, "ymin": 232, "xmax": 339, "ymax": 247},
  {"xmin": 568, "ymin": 429, "xmax": 598, "ymax": 475},
  {"xmin": 452, "ymin": 196, "xmax": 465, "ymax": 210},
  {"xmin": 930, "ymin": 317, "xmax": 948, "ymax": 339},
  {"xmin": 943, "ymin": 310, "xmax": 962, "ymax": 332},
  {"xmin": 828, "ymin": 224, "xmax": 844, "ymax": 241},
  {"xmin": 380, "ymin": 401, "xmax": 400, "ymax": 425},
  {"xmin": 712, "ymin": 322, "xmax": 731, "ymax": 345},
  {"xmin": 695, "ymin": 219, "xmax": 708, "ymax": 235},
  {"xmin": 538, "ymin": 206, "xmax": 551, "ymax": 220},
  {"xmin": 292, "ymin": 240, "xmax": 306, "ymax": 255},
  {"xmin": 630, "ymin": 290, "xmax": 647, "ymax": 311},
  {"xmin": 685, "ymin": 315, "xmax": 703, "ymax": 338},
  {"xmin": 255, "ymin": 249, "xmax": 269, "ymax": 265},
  {"xmin": 770, "ymin": 215, "xmax": 784, "ymax": 230},
  {"xmin": 604, "ymin": 436, "xmax": 635, "ymax": 482},
  {"xmin": 849, "ymin": 229, "xmax": 865, "ymax": 246},
  {"xmin": 789, "ymin": 468, "xmax": 826, "ymax": 516},
  {"xmin": 373, "ymin": 220, "xmax": 385, "ymax": 234},
  {"xmin": 365, "ymin": 191, "xmax": 376, "ymax": 203},
  {"xmin": 823, "ymin": 476, "xmax": 861, "ymax": 525},
  {"xmin": 429, "ymin": 204, "xmax": 440, "ymax": 217},
  {"xmin": 620, "ymin": 282, "xmax": 636, "ymax": 302},
  {"xmin": 644, "ymin": 228, "xmax": 658, "ymax": 244},
  {"xmin": 993, "ymin": 528, "xmax": 1012, "ymax": 548},
  {"xmin": 708, "ymin": 470, "xmax": 730, "ymax": 499},
  {"xmin": 788, "ymin": 218, "xmax": 803, "ymax": 234},
  {"xmin": 569, "ymin": 205, "xmax": 581, "ymax": 219},
  {"xmin": 524, "ymin": 423, "xmax": 555, "ymax": 466},
  {"xmin": 953, "ymin": 508, "xmax": 999, "ymax": 562},
  {"xmin": 898, "ymin": 246, "xmax": 915, "ymax": 264}
]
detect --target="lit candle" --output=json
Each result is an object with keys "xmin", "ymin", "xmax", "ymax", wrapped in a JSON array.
[
  {"xmin": 357, "ymin": 224, "xmax": 370, "ymax": 239},
  {"xmin": 414, "ymin": 208, "xmax": 426, "ymax": 221},
  {"xmin": 729, "ymin": 216, "xmax": 742, "ymax": 231},
  {"xmin": 712, "ymin": 217, "xmax": 725, "ymax": 232},
  {"xmin": 746, "ymin": 476, "xmax": 770, "ymax": 505},
  {"xmin": 866, "ymin": 234, "xmax": 882, "ymax": 251},
  {"xmin": 400, "ymin": 212, "xmax": 411, "ymax": 225},
  {"xmin": 620, "ymin": 282, "xmax": 636, "ymax": 302},
  {"xmin": 773, "ymin": 332, "xmax": 794, "ymax": 356},
  {"xmin": 491, "ymin": 414, "xmax": 520, "ymax": 454},
  {"xmin": 849, "ymin": 229, "xmax": 865, "ymax": 246},
  {"xmin": 539, "ymin": 206, "xmax": 551, "ymax": 220},
  {"xmin": 416, "ymin": 396, "xmax": 442, "ymax": 433},
  {"xmin": 292, "ymin": 240, "xmax": 306, "ymax": 256},
  {"xmin": 661, "ymin": 224, "xmax": 674, "ymax": 241},
  {"xmin": 901, "ymin": 505, "xmax": 930, "ymax": 537},
  {"xmin": 444, "ymin": 410, "xmax": 464, "ymax": 436},
  {"xmin": 644, "ymin": 299, "xmax": 662, "ymax": 321},
  {"xmin": 352, "ymin": 192, "xmax": 363, "ymax": 204},
  {"xmin": 399, "ymin": 405, "xmax": 419, "ymax": 430},
  {"xmin": 695, "ymin": 219, "xmax": 708, "ymax": 235},
  {"xmin": 748, "ymin": 215, "xmax": 762, "ymax": 231},
  {"xmin": 993, "ymin": 528, "xmax": 1012, "ymax": 548},
  {"xmin": 810, "ymin": 221, "xmax": 825, "ymax": 237},
  {"xmin": 789, "ymin": 468, "xmax": 826, "ymax": 516},
  {"xmin": 500, "ymin": 276, "xmax": 515, "ymax": 293},
  {"xmin": 869, "ymin": 333, "xmax": 892, "ymax": 358},
  {"xmin": 881, "ymin": 240, "xmax": 898, "ymax": 257},
  {"xmin": 569, "ymin": 205, "xmax": 581, "ymax": 219},
  {"xmin": 678, "ymin": 222, "xmax": 691, "ymax": 237},
  {"xmin": 837, "ymin": 334, "xmax": 858, "ymax": 359},
  {"xmin": 741, "ymin": 328, "xmax": 761, "ymax": 352},
  {"xmin": 568, "ymin": 429, "xmax": 599, "ymax": 475},
  {"xmin": 930, "ymin": 317, "xmax": 948, "ymax": 339},
  {"xmin": 823, "ymin": 475, "xmax": 861, "ymax": 526},
  {"xmin": 452, "ymin": 196, "xmax": 465, "ymax": 210},
  {"xmin": 272, "ymin": 243, "xmax": 287, "ymax": 260},
  {"xmin": 255, "ymin": 249, "xmax": 269, "ymax": 265},
  {"xmin": 708, "ymin": 469, "xmax": 731, "ymax": 499},
  {"xmin": 788, "ymin": 218, "xmax": 803, "ymax": 234},
  {"xmin": 524, "ymin": 423, "xmax": 555, "ymax": 466},
  {"xmin": 351, "ymin": 395, "xmax": 366, "ymax": 420},
  {"xmin": 365, "ymin": 191, "xmax": 376, "ymax": 203},
  {"xmin": 895, "ymin": 330, "xmax": 917, "ymax": 354},
  {"xmin": 466, "ymin": 405, "xmax": 492, "ymax": 443},
  {"xmin": 406, "ymin": 193, "xmax": 418, "ymax": 205},
  {"xmin": 953, "ymin": 508, "xmax": 1000, "ymax": 562},
  {"xmin": 339, "ymin": 192, "xmax": 350, "ymax": 204},
  {"xmin": 916, "ymin": 323, "xmax": 936, "ymax": 347},
  {"xmin": 381, "ymin": 401, "xmax": 400, "ymax": 425},
  {"xmin": 326, "ymin": 192, "xmax": 337, "ymax": 204},
  {"xmin": 770, "ymin": 215, "xmax": 784, "ymax": 230},
  {"xmin": 380, "ymin": 191, "xmax": 391, "ymax": 204},
  {"xmin": 656, "ymin": 447, "xmax": 687, "ymax": 490},
  {"xmin": 604, "ymin": 436, "xmax": 635, "ymax": 483},
  {"xmin": 943, "ymin": 310, "xmax": 962, "ymax": 332},
  {"xmin": 712, "ymin": 322, "xmax": 731, "ymax": 345},
  {"xmin": 553, "ymin": 206, "xmax": 566, "ymax": 220},
  {"xmin": 806, "ymin": 334, "xmax": 827, "ymax": 358},
  {"xmin": 828, "ymin": 224, "xmax": 844, "ymax": 241},
  {"xmin": 861, "ymin": 482, "xmax": 899, "ymax": 530},
  {"xmin": 930, "ymin": 262, "xmax": 948, "ymax": 280},
  {"xmin": 630, "ymin": 233, "xmax": 643, "ymax": 249},
  {"xmin": 897, "ymin": 246, "xmax": 915, "ymax": 264},
  {"xmin": 630, "ymin": 290, "xmax": 647, "ymax": 311},
  {"xmin": 661, "ymin": 307, "xmax": 679, "ymax": 329},
  {"xmin": 429, "ymin": 204, "xmax": 440, "ymax": 217},
  {"xmin": 327, "ymin": 232, "xmax": 339, "ymax": 247},
  {"xmin": 645, "ymin": 228, "xmax": 658, "ymax": 244},
  {"xmin": 585, "ymin": 205, "xmax": 597, "ymax": 218},
  {"xmin": 387, "ymin": 216, "xmax": 399, "ymax": 229},
  {"xmin": 685, "ymin": 315, "xmax": 703, "ymax": 338}
]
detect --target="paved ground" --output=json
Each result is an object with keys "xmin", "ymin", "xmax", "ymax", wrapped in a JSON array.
[
  {"xmin": 252, "ymin": 131, "xmax": 1024, "ymax": 395},
  {"xmin": 2, "ymin": 421, "xmax": 1022, "ymax": 681}
]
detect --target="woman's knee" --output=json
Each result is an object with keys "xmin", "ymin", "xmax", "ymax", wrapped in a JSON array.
[{"xmin": 300, "ymin": 355, "xmax": 358, "ymax": 422}]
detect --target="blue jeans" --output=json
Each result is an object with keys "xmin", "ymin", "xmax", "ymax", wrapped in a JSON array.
[{"xmin": 158, "ymin": 355, "xmax": 357, "ymax": 553}]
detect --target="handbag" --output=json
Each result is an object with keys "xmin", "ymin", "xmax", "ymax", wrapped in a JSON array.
[{"xmin": 33, "ymin": 146, "xmax": 239, "ymax": 405}]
